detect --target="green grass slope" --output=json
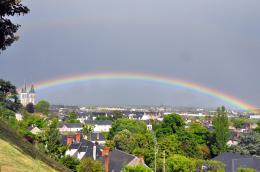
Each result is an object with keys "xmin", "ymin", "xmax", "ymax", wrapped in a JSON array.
[
  {"xmin": 0, "ymin": 138, "xmax": 56, "ymax": 172},
  {"xmin": 0, "ymin": 120, "xmax": 70, "ymax": 172}
]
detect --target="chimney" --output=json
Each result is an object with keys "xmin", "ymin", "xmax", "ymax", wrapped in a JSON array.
[
  {"xmin": 102, "ymin": 147, "xmax": 110, "ymax": 172},
  {"xmin": 93, "ymin": 144, "xmax": 96, "ymax": 160},
  {"xmin": 67, "ymin": 133, "xmax": 73, "ymax": 145},
  {"xmin": 138, "ymin": 155, "xmax": 144, "ymax": 164},
  {"xmin": 76, "ymin": 131, "xmax": 81, "ymax": 143},
  {"xmin": 97, "ymin": 133, "xmax": 99, "ymax": 140}
]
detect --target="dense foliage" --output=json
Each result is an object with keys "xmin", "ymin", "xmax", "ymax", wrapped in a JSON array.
[
  {"xmin": 106, "ymin": 113, "xmax": 226, "ymax": 171},
  {"xmin": 0, "ymin": 0, "xmax": 29, "ymax": 52},
  {"xmin": 0, "ymin": 79, "xmax": 21, "ymax": 111},
  {"xmin": 35, "ymin": 100, "xmax": 50, "ymax": 115},
  {"xmin": 65, "ymin": 111, "xmax": 80, "ymax": 123},
  {"xmin": 60, "ymin": 156, "xmax": 80, "ymax": 172},
  {"xmin": 123, "ymin": 165, "xmax": 153, "ymax": 172},
  {"xmin": 229, "ymin": 132, "xmax": 260, "ymax": 156},
  {"xmin": 237, "ymin": 168, "xmax": 256, "ymax": 172},
  {"xmin": 77, "ymin": 157, "xmax": 104, "ymax": 172}
]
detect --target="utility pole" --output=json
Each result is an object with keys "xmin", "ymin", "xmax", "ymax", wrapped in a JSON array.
[
  {"xmin": 151, "ymin": 130, "xmax": 157, "ymax": 172},
  {"xmin": 163, "ymin": 150, "xmax": 166, "ymax": 172}
]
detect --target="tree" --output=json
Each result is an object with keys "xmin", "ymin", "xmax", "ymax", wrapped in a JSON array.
[
  {"xmin": 155, "ymin": 113, "xmax": 185, "ymax": 138},
  {"xmin": 188, "ymin": 123, "xmax": 209, "ymax": 145},
  {"xmin": 254, "ymin": 121, "xmax": 260, "ymax": 133},
  {"xmin": 59, "ymin": 156, "xmax": 80, "ymax": 172},
  {"xmin": 212, "ymin": 106, "xmax": 229, "ymax": 155},
  {"xmin": 65, "ymin": 111, "xmax": 80, "ymax": 123},
  {"xmin": 44, "ymin": 119, "xmax": 65, "ymax": 159},
  {"xmin": 0, "ymin": 0, "xmax": 29, "ymax": 52},
  {"xmin": 0, "ymin": 105, "xmax": 16, "ymax": 126},
  {"xmin": 123, "ymin": 165, "xmax": 152, "ymax": 172},
  {"xmin": 177, "ymin": 130, "xmax": 202, "ymax": 158},
  {"xmin": 229, "ymin": 132, "xmax": 260, "ymax": 156},
  {"xmin": 237, "ymin": 168, "xmax": 256, "ymax": 172},
  {"xmin": 166, "ymin": 155, "xmax": 225, "ymax": 172},
  {"xmin": 77, "ymin": 157, "xmax": 104, "ymax": 172},
  {"xmin": 25, "ymin": 103, "xmax": 34, "ymax": 113},
  {"xmin": 0, "ymin": 79, "xmax": 21, "ymax": 111},
  {"xmin": 108, "ymin": 118, "xmax": 147, "ymax": 139},
  {"xmin": 35, "ymin": 100, "xmax": 50, "ymax": 115},
  {"xmin": 232, "ymin": 118, "xmax": 247, "ymax": 129},
  {"xmin": 112, "ymin": 110, "xmax": 123, "ymax": 120},
  {"xmin": 82, "ymin": 124, "xmax": 94, "ymax": 140},
  {"xmin": 157, "ymin": 135, "xmax": 183, "ymax": 158},
  {"xmin": 113, "ymin": 129, "xmax": 136, "ymax": 153},
  {"xmin": 166, "ymin": 155, "xmax": 197, "ymax": 172}
]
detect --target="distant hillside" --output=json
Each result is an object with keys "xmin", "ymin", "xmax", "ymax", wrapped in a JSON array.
[{"xmin": 0, "ymin": 120, "xmax": 70, "ymax": 172}]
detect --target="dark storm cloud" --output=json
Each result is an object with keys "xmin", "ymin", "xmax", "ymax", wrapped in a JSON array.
[{"xmin": 0, "ymin": 0, "xmax": 260, "ymax": 107}]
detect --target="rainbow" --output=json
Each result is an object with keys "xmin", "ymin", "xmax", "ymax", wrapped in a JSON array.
[{"xmin": 34, "ymin": 72, "xmax": 256, "ymax": 111}]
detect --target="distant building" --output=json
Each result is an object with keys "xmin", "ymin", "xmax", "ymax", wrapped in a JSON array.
[
  {"xmin": 84, "ymin": 120, "xmax": 112, "ymax": 132},
  {"xmin": 59, "ymin": 123, "xmax": 83, "ymax": 133},
  {"xmin": 28, "ymin": 125, "xmax": 42, "ymax": 135},
  {"xmin": 19, "ymin": 84, "xmax": 36, "ymax": 106}
]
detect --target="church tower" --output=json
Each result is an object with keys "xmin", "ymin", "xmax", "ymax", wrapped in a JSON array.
[
  {"xmin": 19, "ymin": 84, "xmax": 36, "ymax": 106},
  {"xmin": 28, "ymin": 85, "xmax": 36, "ymax": 105}
]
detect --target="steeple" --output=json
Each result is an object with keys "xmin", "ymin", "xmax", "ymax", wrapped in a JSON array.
[{"xmin": 29, "ymin": 84, "xmax": 35, "ymax": 93}]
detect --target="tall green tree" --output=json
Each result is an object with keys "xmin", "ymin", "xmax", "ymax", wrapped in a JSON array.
[
  {"xmin": 0, "ymin": 0, "xmax": 29, "ymax": 51},
  {"xmin": 35, "ymin": 100, "xmax": 50, "ymax": 115},
  {"xmin": 212, "ymin": 106, "xmax": 229, "ymax": 155},
  {"xmin": 0, "ymin": 79, "xmax": 21, "ymax": 111},
  {"xmin": 44, "ymin": 119, "xmax": 65, "ymax": 159}
]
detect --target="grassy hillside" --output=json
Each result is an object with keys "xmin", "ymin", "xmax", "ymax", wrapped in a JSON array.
[
  {"xmin": 0, "ymin": 138, "xmax": 56, "ymax": 172},
  {"xmin": 0, "ymin": 120, "xmax": 70, "ymax": 172}
]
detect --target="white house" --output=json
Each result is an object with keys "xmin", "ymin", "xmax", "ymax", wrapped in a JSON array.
[
  {"xmin": 84, "ymin": 120, "xmax": 112, "ymax": 132},
  {"xmin": 59, "ymin": 123, "xmax": 83, "ymax": 133},
  {"xmin": 28, "ymin": 125, "xmax": 42, "ymax": 135}
]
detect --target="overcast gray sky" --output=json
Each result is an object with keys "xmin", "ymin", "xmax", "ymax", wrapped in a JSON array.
[{"xmin": 0, "ymin": 0, "xmax": 260, "ymax": 108}]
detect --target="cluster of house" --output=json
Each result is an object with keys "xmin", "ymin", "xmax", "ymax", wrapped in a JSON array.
[{"xmin": 60, "ymin": 128, "xmax": 147, "ymax": 171}]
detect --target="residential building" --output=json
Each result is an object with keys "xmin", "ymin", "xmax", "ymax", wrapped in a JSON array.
[
  {"xmin": 59, "ymin": 123, "xmax": 83, "ymax": 133},
  {"xmin": 61, "ymin": 132, "xmax": 102, "ymax": 160},
  {"xmin": 84, "ymin": 120, "xmax": 112, "ymax": 132},
  {"xmin": 212, "ymin": 152, "xmax": 260, "ymax": 172},
  {"xmin": 99, "ymin": 149, "xmax": 148, "ymax": 172}
]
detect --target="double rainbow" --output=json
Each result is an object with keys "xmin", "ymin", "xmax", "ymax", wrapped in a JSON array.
[{"xmin": 34, "ymin": 72, "xmax": 256, "ymax": 111}]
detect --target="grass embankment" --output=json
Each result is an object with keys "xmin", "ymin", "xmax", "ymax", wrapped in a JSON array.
[
  {"xmin": 0, "ymin": 120, "xmax": 70, "ymax": 172},
  {"xmin": 0, "ymin": 138, "xmax": 56, "ymax": 172}
]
